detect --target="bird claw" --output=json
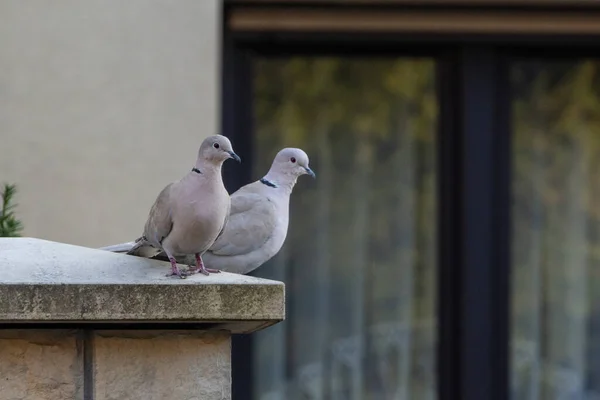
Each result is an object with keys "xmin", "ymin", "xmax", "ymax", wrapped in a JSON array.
[
  {"xmin": 186, "ymin": 266, "xmax": 220, "ymax": 276},
  {"xmin": 166, "ymin": 266, "xmax": 188, "ymax": 279},
  {"xmin": 166, "ymin": 257, "xmax": 188, "ymax": 279},
  {"xmin": 165, "ymin": 271, "xmax": 187, "ymax": 279},
  {"xmin": 185, "ymin": 254, "xmax": 221, "ymax": 276}
]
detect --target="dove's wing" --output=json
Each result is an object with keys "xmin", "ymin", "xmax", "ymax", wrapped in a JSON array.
[
  {"xmin": 213, "ymin": 196, "xmax": 231, "ymax": 244},
  {"xmin": 142, "ymin": 183, "xmax": 175, "ymax": 246},
  {"xmin": 207, "ymin": 191, "xmax": 277, "ymax": 257}
]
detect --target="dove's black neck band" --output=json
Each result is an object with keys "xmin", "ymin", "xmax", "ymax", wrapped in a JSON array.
[
  {"xmin": 260, "ymin": 178, "xmax": 277, "ymax": 188},
  {"xmin": 191, "ymin": 167, "xmax": 202, "ymax": 174}
]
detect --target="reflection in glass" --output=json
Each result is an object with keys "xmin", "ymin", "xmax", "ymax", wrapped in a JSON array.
[
  {"xmin": 251, "ymin": 58, "xmax": 438, "ymax": 400},
  {"xmin": 512, "ymin": 61, "xmax": 600, "ymax": 399}
]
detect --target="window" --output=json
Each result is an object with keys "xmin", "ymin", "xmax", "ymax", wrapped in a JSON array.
[
  {"xmin": 511, "ymin": 60, "xmax": 600, "ymax": 399},
  {"xmin": 223, "ymin": 2, "xmax": 600, "ymax": 400},
  {"xmin": 252, "ymin": 57, "xmax": 438, "ymax": 399}
]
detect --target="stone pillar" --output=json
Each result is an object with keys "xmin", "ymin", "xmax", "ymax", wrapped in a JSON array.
[{"xmin": 0, "ymin": 238, "xmax": 285, "ymax": 400}]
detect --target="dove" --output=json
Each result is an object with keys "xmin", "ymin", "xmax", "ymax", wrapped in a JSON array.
[
  {"xmin": 153, "ymin": 148, "xmax": 315, "ymax": 275},
  {"xmin": 100, "ymin": 135, "xmax": 241, "ymax": 278}
]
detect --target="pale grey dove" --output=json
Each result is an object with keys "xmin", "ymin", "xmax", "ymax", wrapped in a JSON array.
[
  {"xmin": 100, "ymin": 135, "xmax": 241, "ymax": 278},
  {"xmin": 152, "ymin": 148, "xmax": 315, "ymax": 274}
]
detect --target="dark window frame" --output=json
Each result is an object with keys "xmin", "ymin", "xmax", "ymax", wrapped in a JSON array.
[{"xmin": 222, "ymin": 9, "xmax": 600, "ymax": 399}]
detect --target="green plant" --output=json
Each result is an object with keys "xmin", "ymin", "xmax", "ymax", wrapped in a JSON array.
[{"xmin": 0, "ymin": 183, "xmax": 23, "ymax": 237}]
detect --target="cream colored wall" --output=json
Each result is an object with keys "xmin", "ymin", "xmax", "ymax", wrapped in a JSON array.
[{"xmin": 0, "ymin": 0, "xmax": 221, "ymax": 247}]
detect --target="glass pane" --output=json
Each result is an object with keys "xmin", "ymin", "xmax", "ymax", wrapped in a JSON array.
[
  {"xmin": 511, "ymin": 60, "xmax": 600, "ymax": 399},
  {"xmin": 251, "ymin": 57, "xmax": 438, "ymax": 400}
]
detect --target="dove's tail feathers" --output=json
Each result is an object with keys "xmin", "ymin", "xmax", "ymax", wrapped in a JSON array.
[
  {"xmin": 99, "ymin": 242, "xmax": 136, "ymax": 253},
  {"xmin": 128, "ymin": 241, "xmax": 163, "ymax": 258},
  {"xmin": 99, "ymin": 241, "xmax": 161, "ymax": 258}
]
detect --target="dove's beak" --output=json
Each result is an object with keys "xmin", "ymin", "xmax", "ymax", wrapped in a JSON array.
[
  {"xmin": 228, "ymin": 151, "xmax": 241, "ymax": 163},
  {"xmin": 304, "ymin": 167, "xmax": 316, "ymax": 178}
]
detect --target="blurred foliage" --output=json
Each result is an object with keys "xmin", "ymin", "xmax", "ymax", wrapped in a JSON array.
[
  {"xmin": 249, "ymin": 54, "xmax": 600, "ymax": 399},
  {"xmin": 252, "ymin": 57, "xmax": 437, "ymax": 399},
  {"xmin": 251, "ymin": 56, "xmax": 600, "ymax": 400},
  {"xmin": 511, "ymin": 60, "xmax": 600, "ymax": 399},
  {"xmin": 0, "ymin": 183, "xmax": 23, "ymax": 237}
]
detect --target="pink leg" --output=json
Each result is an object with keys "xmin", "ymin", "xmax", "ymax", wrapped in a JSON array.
[
  {"xmin": 189, "ymin": 253, "xmax": 220, "ymax": 275},
  {"xmin": 165, "ymin": 257, "xmax": 187, "ymax": 279}
]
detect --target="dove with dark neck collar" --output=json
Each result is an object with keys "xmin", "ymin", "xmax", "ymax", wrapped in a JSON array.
[{"xmin": 99, "ymin": 134, "xmax": 241, "ymax": 279}]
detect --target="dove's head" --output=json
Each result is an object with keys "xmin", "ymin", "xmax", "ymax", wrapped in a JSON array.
[
  {"xmin": 198, "ymin": 135, "xmax": 241, "ymax": 166},
  {"xmin": 270, "ymin": 148, "xmax": 315, "ymax": 181}
]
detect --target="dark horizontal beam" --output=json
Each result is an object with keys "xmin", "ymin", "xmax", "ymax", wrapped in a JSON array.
[
  {"xmin": 225, "ymin": 0, "xmax": 600, "ymax": 12},
  {"xmin": 229, "ymin": 31, "xmax": 600, "ymax": 57},
  {"xmin": 228, "ymin": 8, "xmax": 600, "ymax": 36}
]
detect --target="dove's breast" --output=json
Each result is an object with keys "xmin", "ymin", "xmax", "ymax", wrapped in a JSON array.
[
  {"xmin": 165, "ymin": 181, "xmax": 230, "ymax": 256},
  {"xmin": 251, "ymin": 196, "xmax": 289, "ymax": 262}
]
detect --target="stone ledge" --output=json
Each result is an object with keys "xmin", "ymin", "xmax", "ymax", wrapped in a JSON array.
[{"xmin": 0, "ymin": 238, "xmax": 285, "ymax": 333}]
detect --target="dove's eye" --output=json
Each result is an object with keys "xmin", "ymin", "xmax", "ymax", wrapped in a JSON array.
[
  {"xmin": 290, "ymin": 157, "xmax": 296, "ymax": 163},
  {"xmin": 213, "ymin": 143, "xmax": 220, "ymax": 149}
]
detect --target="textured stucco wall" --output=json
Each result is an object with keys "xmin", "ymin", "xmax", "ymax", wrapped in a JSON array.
[{"xmin": 0, "ymin": 0, "xmax": 221, "ymax": 247}]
